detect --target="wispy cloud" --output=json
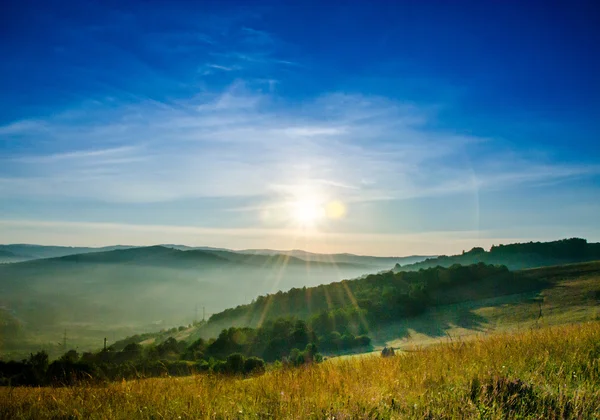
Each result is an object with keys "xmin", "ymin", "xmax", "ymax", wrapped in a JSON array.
[
  {"xmin": 0, "ymin": 120, "xmax": 48, "ymax": 136},
  {"xmin": 207, "ymin": 64, "xmax": 237, "ymax": 71},
  {"xmin": 11, "ymin": 146, "xmax": 141, "ymax": 163},
  {"xmin": 240, "ymin": 27, "xmax": 277, "ymax": 46},
  {"xmin": 1, "ymin": 85, "xmax": 596, "ymax": 210}
]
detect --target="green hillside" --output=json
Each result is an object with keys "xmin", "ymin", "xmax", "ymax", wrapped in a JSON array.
[
  {"xmin": 191, "ymin": 258, "xmax": 600, "ymax": 349},
  {"xmin": 375, "ymin": 260, "xmax": 600, "ymax": 352}
]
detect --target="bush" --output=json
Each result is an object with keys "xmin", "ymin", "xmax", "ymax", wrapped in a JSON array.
[
  {"xmin": 243, "ymin": 357, "xmax": 265, "ymax": 375},
  {"xmin": 46, "ymin": 361, "xmax": 99, "ymax": 386},
  {"xmin": 225, "ymin": 353, "xmax": 245, "ymax": 374},
  {"xmin": 212, "ymin": 360, "xmax": 227, "ymax": 374},
  {"xmin": 356, "ymin": 335, "xmax": 371, "ymax": 347},
  {"xmin": 167, "ymin": 361, "xmax": 192, "ymax": 376},
  {"xmin": 195, "ymin": 360, "xmax": 210, "ymax": 372}
]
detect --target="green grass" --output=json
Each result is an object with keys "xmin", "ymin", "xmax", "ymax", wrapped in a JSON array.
[{"xmin": 1, "ymin": 321, "xmax": 599, "ymax": 419}]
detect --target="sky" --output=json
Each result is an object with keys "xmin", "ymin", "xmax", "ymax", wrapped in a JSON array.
[{"xmin": 0, "ymin": 0, "xmax": 599, "ymax": 256}]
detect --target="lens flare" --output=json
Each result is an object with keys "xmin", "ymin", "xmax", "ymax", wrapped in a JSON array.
[{"xmin": 325, "ymin": 200, "xmax": 346, "ymax": 219}]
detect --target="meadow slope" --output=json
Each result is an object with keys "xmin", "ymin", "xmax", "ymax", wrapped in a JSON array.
[{"xmin": 1, "ymin": 321, "xmax": 599, "ymax": 419}]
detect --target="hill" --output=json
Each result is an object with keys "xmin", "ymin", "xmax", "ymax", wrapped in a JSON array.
[
  {"xmin": 2, "ymin": 238, "xmax": 599, "ymax": 360},
  {"xmin": 395, "ymin": 237, "xmax": 600, "ymax": 271},
  {"xmin": 189, "ymin": 257, "xmax": 600, "ymax": 345},
  {"xmin": 0, "ymin": 246, "xmax": 380, "ymax": 359},
  {"xmin": 81, "ymin": 259, "xmax": 597, "ymax": 383}
]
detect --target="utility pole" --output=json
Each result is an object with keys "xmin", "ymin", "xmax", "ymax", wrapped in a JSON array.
[
  {"xmin": 104, "ymin": 337, "xmax": 107, "ymax": 351},
  {"xmin": 63, "ymin": 329, "xmax": 67, "ymax": 352}
]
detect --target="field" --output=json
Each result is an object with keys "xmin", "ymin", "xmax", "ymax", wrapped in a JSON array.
[{"xmin": 1, "ymin": 321, "xmax": 599, "ymax": 419}]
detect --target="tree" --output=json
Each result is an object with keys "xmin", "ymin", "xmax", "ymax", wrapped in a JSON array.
[
  {"xmin": 120, "ymin": 343, "xmax": 143, "ymax": 362},
  {"xmin": 29, "ymin": 350, "xmax": 49, "ymax": 373},
  {"xmin": 292, "ymin": 320, "xmax": 309, "ymax": 349},
  {"xmin": 287, "ymin": 348, "xmax": 303, "ymax": 366}
]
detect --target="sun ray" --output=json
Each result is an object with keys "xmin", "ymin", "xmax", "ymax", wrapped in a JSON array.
[
  {"xmin": 322, "ymin": 251, "xmax": 371, "ymax": 334},
  {"xmin": 257, "ymin": 238, "xmax": 297, "ymax": 327}
]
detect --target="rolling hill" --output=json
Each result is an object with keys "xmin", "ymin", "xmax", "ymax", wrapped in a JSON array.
[
  {"xmin": 0, "ymin": 245, "xmax": 388, "ymax": 359},
  {"xmin": 2, "ymin": 238, "xmax": 599, "ymax": 361},
  {"xmin": 179, "ymin": 239, "xmax": 600, "ymax": 343},
  {"xmin": 166, "ymin": 260, "xmax": 600, "ymax": 359}
]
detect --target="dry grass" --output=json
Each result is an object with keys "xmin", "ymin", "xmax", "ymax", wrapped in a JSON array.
[{"xmin": 2, "ymin": 321, "xmax": 599, "ymax": 419}]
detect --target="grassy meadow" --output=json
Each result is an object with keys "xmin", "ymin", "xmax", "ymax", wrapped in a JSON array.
[{"xmin": 2, "ymin": 321, "xmax": 599, "ymax": 419}]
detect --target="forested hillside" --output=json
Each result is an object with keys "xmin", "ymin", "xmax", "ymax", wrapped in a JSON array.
[{"xmin": 198, "ymin": 263, "xmax": 514, "ymax": 338}]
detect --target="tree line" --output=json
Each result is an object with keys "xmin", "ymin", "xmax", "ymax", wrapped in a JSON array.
[
  {"xmin": 0, "ymin": 321, "xmax": 320, "ymax": 386},
  {"xmin": 395, "ymin": 238, "xmax": 600, "ymax": 271}
]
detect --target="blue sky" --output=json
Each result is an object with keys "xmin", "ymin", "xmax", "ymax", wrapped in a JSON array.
[{"xmin": 1, "ymin": 0, "xmax": 599, "ymax": 255}]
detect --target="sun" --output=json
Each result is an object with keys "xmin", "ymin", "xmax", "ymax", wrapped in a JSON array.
[{"xmin": 291, "ymin": 198, "xmax": 324, "ymax": 228}]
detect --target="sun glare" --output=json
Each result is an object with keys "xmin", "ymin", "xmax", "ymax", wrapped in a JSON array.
[{"xmin": 292, "ymin": 199, "xmax": 324, "ymax": 227}]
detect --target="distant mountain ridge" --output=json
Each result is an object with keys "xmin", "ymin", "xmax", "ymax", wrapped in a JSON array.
[
  {"xmin": 0, "ymin": 243, "xmax": 432, "ymax": 267},
  {"xmin": 0, "ymin": 249, "xmax": 25, "ymax": 263},
  {"xmin": 231, "ymin": 248, "xmax": 431, "ymax": 267},
  {"xmin": 0, "ymin": 244, "xmax": 134, "ymax": 262},
  {"xmin": 14, "ymin": 245, "xmax": 368, "ymax": 270}
]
